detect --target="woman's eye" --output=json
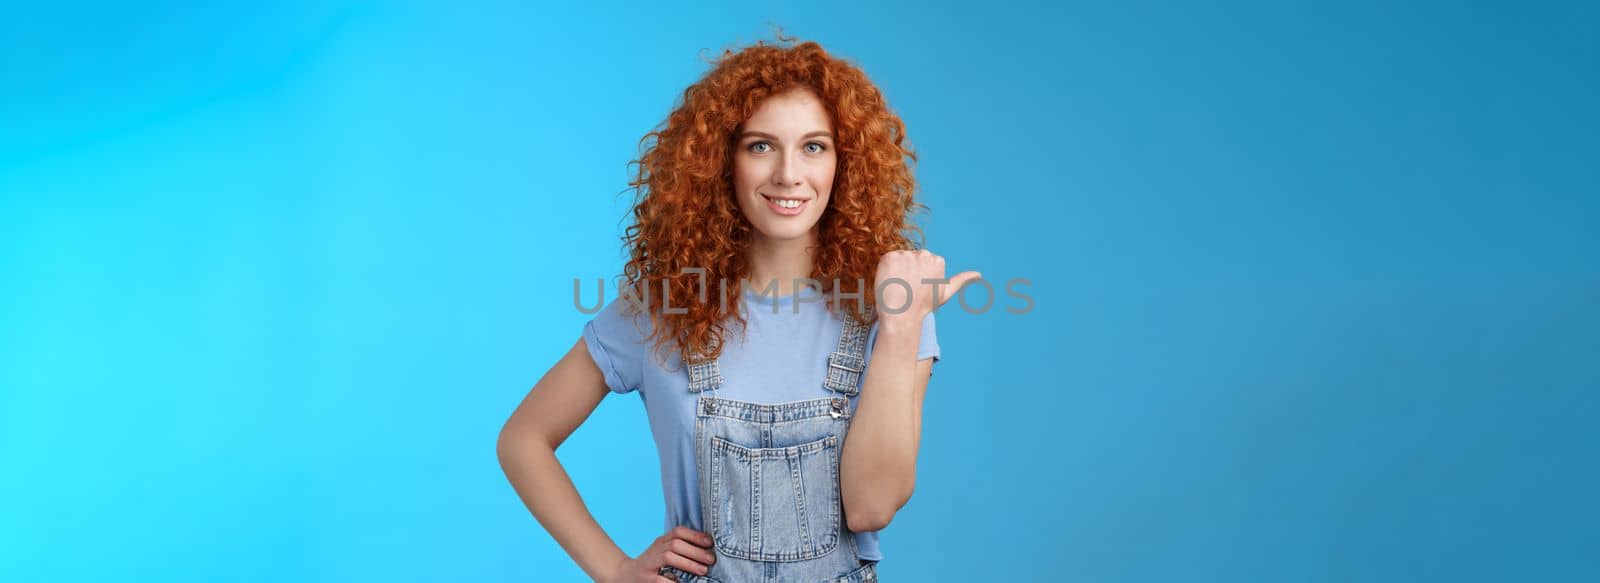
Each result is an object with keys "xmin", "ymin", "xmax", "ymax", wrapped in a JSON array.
[
  {"xmin": 805, "ymin": 142, "xmax": 827, "ymax": 153},
  {"xmin": 748, "ymin": 142, "xmax": 771, "ymax": 153}
]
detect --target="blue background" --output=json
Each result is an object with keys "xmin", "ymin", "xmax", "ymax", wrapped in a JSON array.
[{"xmin": 2, "ymin": 1, "xmax": 1596, "ymax": 581}]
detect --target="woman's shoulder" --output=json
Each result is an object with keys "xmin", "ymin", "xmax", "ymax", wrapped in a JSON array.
[{"xmin": 591, "ymin": 290, "xmax": 678, "ymax": 342}]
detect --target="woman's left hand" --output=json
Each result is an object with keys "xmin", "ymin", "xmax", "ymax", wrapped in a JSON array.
[{"xmin": 872, "ymin": 249, "xmax": 981, "ymax": 327}]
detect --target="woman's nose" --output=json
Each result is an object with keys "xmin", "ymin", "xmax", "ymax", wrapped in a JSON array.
[{"xmin": 772, "ymin": 156, "xmax": 802, "ymax": 186}]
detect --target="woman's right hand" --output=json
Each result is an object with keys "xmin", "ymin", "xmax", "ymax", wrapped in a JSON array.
[{"xmin": 605, "ymin": 526, "xmax": 717, "ymax": 582}]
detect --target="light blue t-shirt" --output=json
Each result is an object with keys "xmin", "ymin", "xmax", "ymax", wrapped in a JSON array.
[{"xmin": 582, "ymin": 284, "xmax": 939, "ymax": 562}]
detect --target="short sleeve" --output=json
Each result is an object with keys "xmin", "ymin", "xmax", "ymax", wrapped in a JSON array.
[
  {"xmin": 915, "ymin": 310, "xmax": 940, "ymax": 363},
  {"xmin": 581, "ymin": 297, "xmax": 652, "ymax": 395}
]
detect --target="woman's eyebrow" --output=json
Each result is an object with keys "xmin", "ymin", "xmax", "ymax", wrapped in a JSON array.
[{"xmin": 736, "ymin": 130, "xmax": 834, "ymax": 141}]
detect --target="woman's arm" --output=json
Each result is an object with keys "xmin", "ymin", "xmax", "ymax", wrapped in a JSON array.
[
  {"xmin": 839, "ymin": 325, "xmax": 934, "ymax": 532},
  {"xmin": 839, "ymin": 249, "xmax": 980, "ymax": 532},
  {"xmin": 496, "ymin": 338, "xmax": 629, "ymax": 580}
]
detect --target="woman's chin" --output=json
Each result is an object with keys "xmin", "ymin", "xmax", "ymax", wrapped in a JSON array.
[{"xmin": 749, "ymin": 222, "xmax": 819, "ymax": 243}]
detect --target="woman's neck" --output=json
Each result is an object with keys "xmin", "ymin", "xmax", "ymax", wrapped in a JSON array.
[{"xmin": 744, "ymin": 230, "xmax": 818, "ymax": 298}]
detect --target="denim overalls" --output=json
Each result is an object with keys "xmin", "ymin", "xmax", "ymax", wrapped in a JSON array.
[{"xmin": 662, "ymin": 310, "xmax": 880, "ymax": 583}]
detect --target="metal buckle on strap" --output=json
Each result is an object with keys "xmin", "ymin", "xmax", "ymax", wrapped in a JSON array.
[
  {"xmin": 828, "ymin": 351, "xmax": 865, "ymax": 374},
  {"xmin": 825, "ymin": 351, "xmax": 866, "ymax": 396}
]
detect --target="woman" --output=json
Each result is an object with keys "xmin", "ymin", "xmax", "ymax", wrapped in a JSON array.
[{"xmin": 497, "ymin": 36, "xmax": 980, "ymax": 582}]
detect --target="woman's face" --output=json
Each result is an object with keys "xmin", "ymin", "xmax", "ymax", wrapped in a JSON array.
[{"xmin": 731, "ymin": 87, "xmax": 837, "ymax": 243}]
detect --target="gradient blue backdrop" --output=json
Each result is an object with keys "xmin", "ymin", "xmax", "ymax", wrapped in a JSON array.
[{"xmin": 2, "ymin": 1, "xmax": 1596, "ymax": 581}]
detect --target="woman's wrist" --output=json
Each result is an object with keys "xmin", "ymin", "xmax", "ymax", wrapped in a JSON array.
[{"xmin": 876, "ymin": 313, "xmax": 924, "ymax": 339}]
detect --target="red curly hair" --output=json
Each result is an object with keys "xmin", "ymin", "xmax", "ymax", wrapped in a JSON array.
[{"xmin": 620, "ymin": 36, "xmax": 925, "ymax": 365}]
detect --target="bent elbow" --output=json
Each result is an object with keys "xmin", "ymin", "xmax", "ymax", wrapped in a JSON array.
[
  {"xmin": 496, "ymin": 423, "xmax": 533, "ymax": 466},
  {"xmin": 846, "ymin": 512, "xmax": 888, "ymax": 533},
  {"xmin": 495, "ymin": 427, "xmax": 516, "ymax": 467},
  {"xmin": 845, "ymin": 504, "xmax": 896, "ymax": 533},
  {"xmin": 843, "ymin": 476, "xmax": 915, "ymax": 532}
]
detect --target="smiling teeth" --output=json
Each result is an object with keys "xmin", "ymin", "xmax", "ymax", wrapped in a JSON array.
[{"xmin": 776, "ymin": 199, "xmax": 802, "ymax": 209}]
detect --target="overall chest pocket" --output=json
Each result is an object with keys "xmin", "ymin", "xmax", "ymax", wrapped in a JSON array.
[{"xmin": 708, "ymin": 434, "xmax": 841, "ymax": 562}]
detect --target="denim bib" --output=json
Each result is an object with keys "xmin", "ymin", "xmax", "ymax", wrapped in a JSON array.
[{"xmin": 663, "ymin": 310, "xmax": 880, "ymax": 583}]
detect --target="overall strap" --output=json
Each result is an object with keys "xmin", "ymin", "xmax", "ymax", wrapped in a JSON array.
[
  {"xmin": 823, "ymin": 311, "xmax": 872, "ymax": 397},
  {"xmin": 685, "ymin": 356, "xmax": 724, "ymax": 393}
]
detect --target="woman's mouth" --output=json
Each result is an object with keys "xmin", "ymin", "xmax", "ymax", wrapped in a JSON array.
[{"xmin": 762, "ymin": 194, "xmax": 808, "ymax": 216}]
